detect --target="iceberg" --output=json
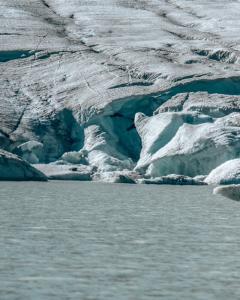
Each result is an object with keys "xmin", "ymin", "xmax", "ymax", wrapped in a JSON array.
[
  {"xmin": 34, "ymin": 164, "xmax": 93, "ymax": 181},
  {"xmin": 0, "ymin": 150, "xmax": 47, "ymax": 181},
  {"xmin": 213, "ymin": 185, "xmax": 240, "ymax": 202},
  {"xmin": 92, "ymin": 171, "xmax": 137, "ymax": 184},
  {"xmin": 205, "ymin": 159, "xmax": 240, "ymax": 185},
  {"xmin": 138, "ymin": 174, "xmax": 207, "ymax": 185},
  {"xmin": 34, "ymin": 161, "xmax": 93, "ymax": 181}
]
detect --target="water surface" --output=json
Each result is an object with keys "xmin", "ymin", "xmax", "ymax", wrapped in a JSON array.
[{"xmin": 0, "ymin": 182, "xmax": 240, "ymax": 300}]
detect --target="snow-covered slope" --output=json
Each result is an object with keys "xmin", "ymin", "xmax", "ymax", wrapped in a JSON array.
[{"xmin": 1, "ymin": 0, "xmax": 240, "ymax": 181}]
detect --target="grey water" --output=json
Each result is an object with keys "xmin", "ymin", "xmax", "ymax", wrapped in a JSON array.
[{"xmin": 1, "ymin": 182, "xmax": 240, "ymax": 300}]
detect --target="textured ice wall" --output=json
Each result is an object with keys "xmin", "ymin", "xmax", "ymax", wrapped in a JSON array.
[{"xmin": 1, "ymin": 0, "xmax": 240, "ymax": 178}]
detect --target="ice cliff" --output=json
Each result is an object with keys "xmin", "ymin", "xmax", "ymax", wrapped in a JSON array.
[{"xmin": 1, "ymin": 0, "xmax": 240, "ymax": 182}]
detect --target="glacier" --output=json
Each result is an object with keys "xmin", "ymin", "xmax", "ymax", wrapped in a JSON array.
[{"xmin": 1, "ymin": 0, "xmax": 240, "ymax": 183}]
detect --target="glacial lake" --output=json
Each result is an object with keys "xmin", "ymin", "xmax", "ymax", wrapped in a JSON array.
[{"xmin": 1, "ymin": 182, "xmax": 240, "ymax": 300}]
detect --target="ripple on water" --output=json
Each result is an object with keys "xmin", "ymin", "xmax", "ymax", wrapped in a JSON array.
[{"xmin": 0, "ymin": 182, "xmax": 240, "ymax": 300}]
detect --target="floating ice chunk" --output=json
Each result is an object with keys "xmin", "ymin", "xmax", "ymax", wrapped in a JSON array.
[
  {"xmin": 92, "ymin": 171, "xmax": 136, "ymax": 184},
  {"xmin": 213, "ymin": 185, "xmax": 240, "ymax": 201},
  {"xmin": 34, "ymin": 164, "xmax": 93, "ymax": 181},
  {"xmin": 205, "ymin": 159, "xmax": 240, "ymax": 185},
  {"xmin": 0, "ymin": 150, "xmax": 47, "ymax": 181},
  {"xmin": 138, "ymin": 174, "xmax": 206, "ymax": 185},
  {"xmin": 193, "ymin": 175, "xmax": 207, "ymax": 182}
]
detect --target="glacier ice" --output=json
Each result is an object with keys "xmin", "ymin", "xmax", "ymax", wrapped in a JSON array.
[
  {"xmin": 136, "ymin": 113, "xmax": 240, "ymax": 177},
  {"xmin": 92, "ymin": 171, "xmax": 136, "ymax": 184},
  {"xmin": 149, "ymin": 123, "xmax": 240, "ymax": 177},
  {"xmin": 157, "ymin": 92, "xmax": 240, "ymax": 117},
  {"xmin": 205, "ymin": 159, "xmax": 240, "ymax": 185},
  {"xmin": 82, "ymin": 124, "xmax": 134, "ymax": 172},
  {"xmin": 1, "ymin": 1, "xmax": 240, "ymax": 182},
  {"xmin": 61, "ymin": 150, "xmax": 88, "ymax": 165},
  {"xmin": 0, "ymin": 150, "xmax": 47, "ymax": 181},
  {"xmin": 34, "ymin": 164, "xmax": 92, "ymax": 181},
  {"xmin": 213, "ymin": 185, "xmax": 240, "ymax": 202},
  {"xmin": 135, "ymin": 111, "xmax": 213, "ymax": 171},
  {"xmin": 138, "ymin": 174, "xmax": 206, "ymax": 185},
  {"xmin": 193, "ymin": 175, "xmax": 207, "ymax": 182},
  {"xmin": 14, "ymin": 141, "xmax": 44, "ymax": 164}
]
